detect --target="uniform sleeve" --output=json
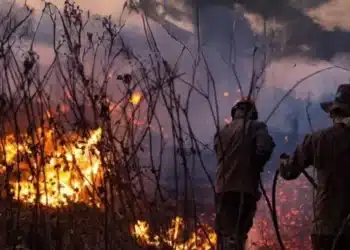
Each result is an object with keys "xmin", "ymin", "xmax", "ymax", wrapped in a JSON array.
[
  {"xmin": 279, "ymin": 134, "xmax": 314, "ymax": 180},
  {"xmin": 254, "ymin": 122, "xmax": 276, "ymax": 167}
]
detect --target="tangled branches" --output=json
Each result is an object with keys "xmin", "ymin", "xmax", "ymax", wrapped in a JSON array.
[{"xmin": 0, "ymin": 1, "xmax": 347, "ymax": 250}]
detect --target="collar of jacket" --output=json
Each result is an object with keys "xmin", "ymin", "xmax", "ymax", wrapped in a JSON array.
[{"xmin": 232, "ymin": 109, "xmax": 253, "ymax": 120}]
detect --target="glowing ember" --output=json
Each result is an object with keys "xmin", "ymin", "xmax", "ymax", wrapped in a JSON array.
[
  {"xmin": 224, "ymin": 117, "xmax": 232, "ymax": 124},
  {"xmin": 223, "ymin": 92, "xmax": 229, "ymax": 97},
  {"xmin": 60, "ymin": 104, "xmax": 70, "ymax": 113},
  {"xmin": 247, "ymin": 177, "xmax": 313, "ymax": 250},
  {"xmin": 0, "ymin": 122, "xmax": 314, "ymax": 249},
  {"xmin": 0, "ymin": 128, "xmax": 103, "ymax": 207},
  {"xmin": 132, "ymin": 176, "xmax": 314, "ymax": 250},
  {"xmin": 130, "ymin": 91, "xmax": 142, "ymax": 105},
  {"xmin": 132, "ymin": 216, "xmax": 217, "ymax": 250}
]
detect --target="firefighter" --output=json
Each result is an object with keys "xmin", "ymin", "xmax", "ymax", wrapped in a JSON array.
[
  {"xmin": 279, "ymin": 84, "xmax": 350, "ymax": 249},
  {"xmin": 214, "ymin": 98, "xmax": 275, "ymax": 250}
]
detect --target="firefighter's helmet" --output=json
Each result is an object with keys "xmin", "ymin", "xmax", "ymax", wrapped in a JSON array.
[{"xmin": 231, "ymin": 98, "xmax": 258, "ymax": 120}]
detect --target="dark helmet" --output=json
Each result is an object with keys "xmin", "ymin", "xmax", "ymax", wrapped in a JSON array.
[{"xmin": 231, "ymin": 98, "xmax": 258, "ymax": 120}]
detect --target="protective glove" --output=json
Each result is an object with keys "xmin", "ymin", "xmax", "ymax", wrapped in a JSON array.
[{"xmin": 279, "ymin": 153, "xmax": 290, "ymax": 169}]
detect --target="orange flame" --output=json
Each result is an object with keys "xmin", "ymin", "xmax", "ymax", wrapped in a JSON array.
[
  {"xmin": 132, "ymin": 216, "xmax": 217, "ymax": 250},
  {"xmin": 130, "ymin": 91, "xmax": 142, "ymax": 105},
  {"xmin": 0, "ymin": 128, "xmax": 103, "ymax": 207}
]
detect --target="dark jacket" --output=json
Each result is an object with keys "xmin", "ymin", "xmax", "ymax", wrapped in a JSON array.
[
  {"xmin": 280, "ymin": 122, "xmax": 350, "ymax": 236},
  {"xmin": 214, "ymin": 114, "xmax": 275, "ymax": 199}
]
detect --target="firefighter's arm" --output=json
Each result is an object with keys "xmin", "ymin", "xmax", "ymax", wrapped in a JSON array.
[
  {"xmin": 279, "ymin": 134, "xmax": 314, "ymax": 180},
  {"xmin": 254, "ymin": 122, "xmax": 276, "ymax": 168}
]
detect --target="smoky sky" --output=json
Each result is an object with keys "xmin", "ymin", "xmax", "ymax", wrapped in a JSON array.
[
  {"xmin": 5, "ymin": 0, "xmax": 350, "ymax": 143},
  {"xmin": 131, "ymin": 0, "xmax": 350, "ymax": 61}
]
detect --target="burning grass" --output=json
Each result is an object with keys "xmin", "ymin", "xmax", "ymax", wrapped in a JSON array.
[
  {"xmin": 247, "ymin": 177, "xmax": 313, "ymax": 250},
  {"xmin": 0, "ymin": 125, "xmax": 315, "ymax": 250},
  {"xmin": 129, "ymin": 176, "xmax": 314, "ymax": 250},
  {"xmin": 132, "ymin": 216, "xmax": 216, "ymax": 250},
  {"xmin": 0, "ymin": 125, "xmax": 218, "ymax": 249}
]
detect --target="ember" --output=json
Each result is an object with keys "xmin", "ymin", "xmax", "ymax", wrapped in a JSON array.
[
  {"xmin": 131, "ymin": 176, "xmax": 314, "ymax": 250},
  {"xmin": 0, "ymin": 124, "xmax": 314, "ymax": 249},
  {"xmin": 130, "ymin": 91, "xmax": 143, "ymax": 105},
  {"xmin": 247, "ymin": 177, "xmax": 313, "ymax": 250},
  {"xmin": 0, "ymin": 128, "xmax": 103, "ymax": 207}
]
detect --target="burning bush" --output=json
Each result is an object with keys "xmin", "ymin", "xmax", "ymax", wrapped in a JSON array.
[
  {"xmin": 0, "ymin": 127, "xmax": 103, "ymax": 207},
  {"xmin": 132, "ymin": 216, "xmax": 216, "ymax": 250}
]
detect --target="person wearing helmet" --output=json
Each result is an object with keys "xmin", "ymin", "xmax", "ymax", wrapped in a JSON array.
[
  {"xmin": 214, "ymin": 98, "xmax": 275, "ymax": 250},
  {"xmin": 279, "ymin": 84, "xmax": 350, "ymax": 250}
]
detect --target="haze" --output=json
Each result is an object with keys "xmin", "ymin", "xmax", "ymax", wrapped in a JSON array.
[{"xmin": 10, "ymin": 0, "xmax": 350, "ymax": 142}]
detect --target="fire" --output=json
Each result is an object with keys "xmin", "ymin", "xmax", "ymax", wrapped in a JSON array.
[
  {"xmin": 223, "ymin": 92, "xmax": 229, "ymax": 97},
  {"xmin": 247, "ymin": 176, "xmax": 313, "ymax": 249},
  {"xmin": 0, "ymin": 127, "xmax": 103, "ymax": 207},
  {"xmin": 132, "ymin": 216, "xmax": 217, "ymax": 250},
  {"xmin": 130, "ymin": 91, "xmax": 142, "ymax": 105},
  {"xmin": 132, "ymin": 175, "xmax": 314, "ymax": 250}
]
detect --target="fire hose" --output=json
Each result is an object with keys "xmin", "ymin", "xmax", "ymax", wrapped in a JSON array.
[
  {"xmin": 259, "ymin": 168, "xmax": 317, "ymax": 250},
  {"xmin": 263, "ymin": 167, "xmax": 350, "ymax": 250}
]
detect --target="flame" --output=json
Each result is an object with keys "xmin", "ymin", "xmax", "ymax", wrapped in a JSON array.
[
  {"xmin": 132, "ymin": 216, "xmax": 217, "ymax": 250},
  {"xmin": 0, "ymin": 128, "xmax": 103, "ymax": 207},
  {"xmin": 0, "ymin": 108, "xmax": 314, "ymax": 249},
  {"xmin": 223, "ymin": 92, "xmax": 229, "ymax": 97},
  {"xmin": 132, "ymin": 176, "xmax": 314, "ymax": 250},
  {"xmin": 130, "ymin": 91, "xmax": 142, "ymax": 105}
]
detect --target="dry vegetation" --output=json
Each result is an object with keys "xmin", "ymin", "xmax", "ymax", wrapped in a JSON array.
[
  {"xmin": 0, "ymin": 1, "xmax": 220, "ymax": 249},
  {"xmin": 0, "ymin": 1, "xmax": 332, "ymax": 250}
]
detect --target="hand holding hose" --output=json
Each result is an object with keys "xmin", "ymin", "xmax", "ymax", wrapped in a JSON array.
[
  {"xmin": 279, "ymin": 152, "xmax": 290, "ymax": 169},
  {"xmin": 263, "ymin": 153, "xmax": 317, "ymax": 250},
  {"xmin": 279, "ymin": 153, "xmax": 317, "ymax": 189}
]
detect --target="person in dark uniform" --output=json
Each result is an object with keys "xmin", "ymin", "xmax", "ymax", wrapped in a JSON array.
[
  {"xmin": 279, "ymin": 84, "xmax": 350, "ymax": 250},
  {"xmin": 214, "ymin": 98, "xmax": 275, "ymax": 250}
]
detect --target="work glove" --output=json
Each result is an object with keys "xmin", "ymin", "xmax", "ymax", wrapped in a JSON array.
[{"xmin": 279, "ymin": 153, "xmax": 290, "ymax": 169}]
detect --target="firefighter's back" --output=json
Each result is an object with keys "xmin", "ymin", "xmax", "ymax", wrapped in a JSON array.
[
  {"xmin": 312, "ymin": 123, "xmax": 350, "ymax": 236},
  {"xmin": 214, "ymin": 118, "xmax": 263, "ymax": 198}
]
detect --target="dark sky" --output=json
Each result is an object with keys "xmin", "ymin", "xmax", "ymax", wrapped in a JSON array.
[{"xmin": 130, "ymin": 0, "xmax": 350, "ymax": 61}]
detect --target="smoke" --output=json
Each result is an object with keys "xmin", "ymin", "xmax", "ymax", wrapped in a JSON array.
[
  {"xmin": 13, "ymin": 0, "xmax": 350, "ymax": 141},
  {"xmin": 4, "ymin": 3, "xmax": 348, "ymax": 247}
]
